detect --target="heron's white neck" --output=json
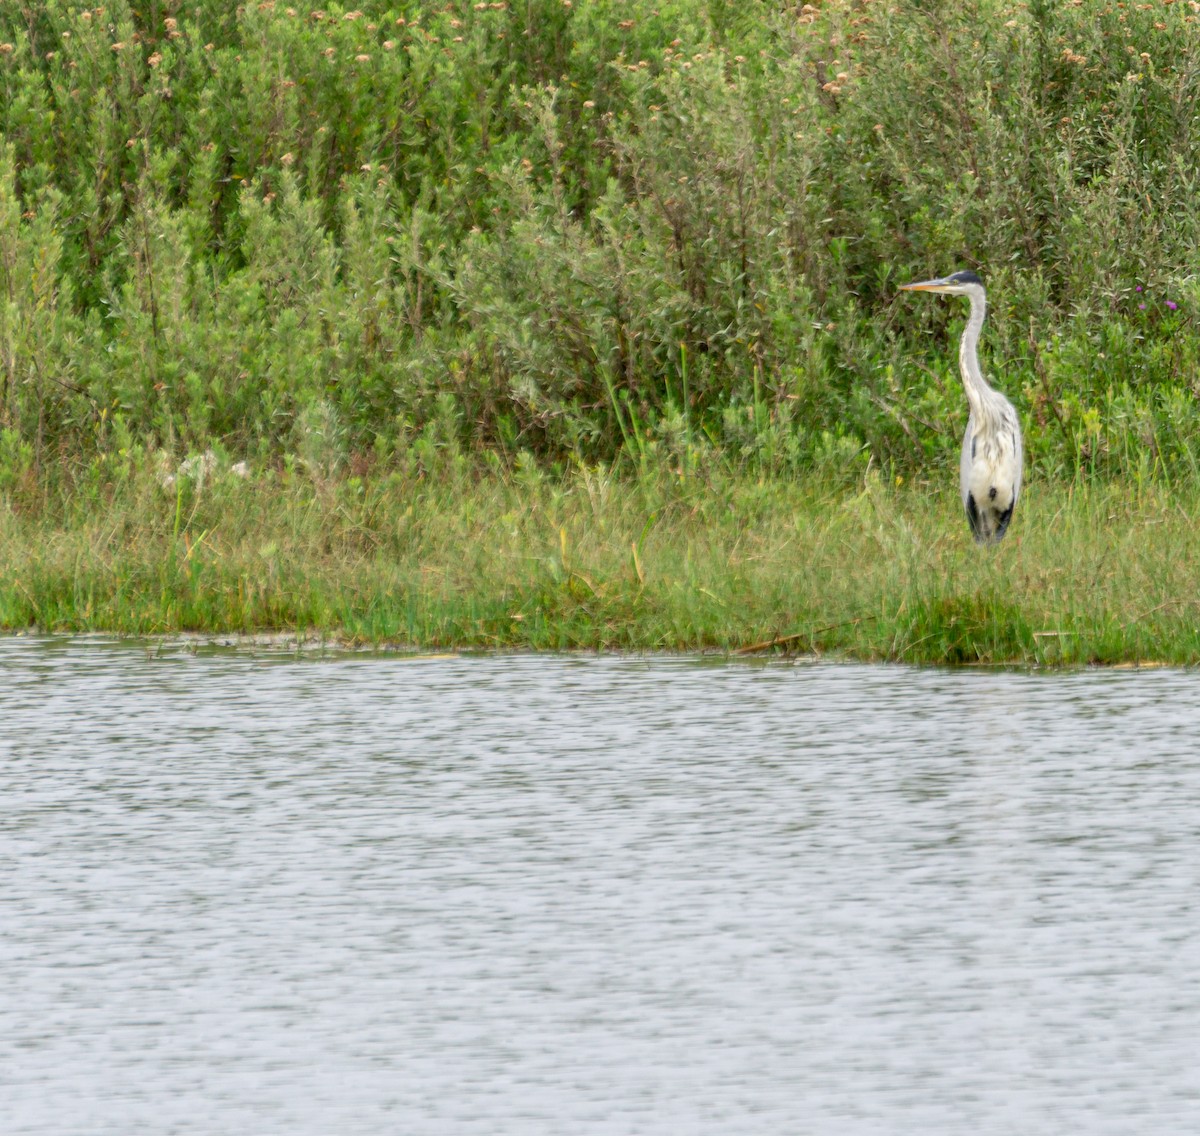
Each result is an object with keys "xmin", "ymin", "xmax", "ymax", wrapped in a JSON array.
[{"xmin": 958, "ymin": 286, "xmax": 1001, "ymax": 425}]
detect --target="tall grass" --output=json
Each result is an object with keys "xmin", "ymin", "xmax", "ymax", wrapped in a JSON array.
[{"xmin": 3, "ymin": 453, "xmax": 1199, "ymax": 664}]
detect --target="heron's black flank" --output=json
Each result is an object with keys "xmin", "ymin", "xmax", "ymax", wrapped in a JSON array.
[
  {"xmin": 966, "ymin": 492, "xmax": 983, "ymax": 540},
  {"xmin": 995, "ymin": 504, "xmax": 1014, "ymax": 540}
]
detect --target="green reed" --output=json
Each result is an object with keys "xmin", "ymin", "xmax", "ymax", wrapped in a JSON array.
[{"xmin": 3, "ymin": 454, "xmax": 1198, "ymax": 665}]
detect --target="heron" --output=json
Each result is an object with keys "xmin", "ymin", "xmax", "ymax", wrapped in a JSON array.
[{"xmin": 899, "ymin": 270, "xmax": 1022, "ymax": 544}]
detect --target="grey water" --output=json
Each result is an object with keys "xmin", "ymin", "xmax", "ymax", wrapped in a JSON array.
[{"xmin": 2, "ymin": 638, "xmax": 1199, "ymax": 1135}]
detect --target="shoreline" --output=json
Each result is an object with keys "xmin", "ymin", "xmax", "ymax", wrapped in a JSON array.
[
  {"xmin": 0, "ymin": 628, "xmax": 1183, "ymax": 671},
  {"xmin": 3, "ymin": 465, "xmax": 1198, "ymax": 667}
]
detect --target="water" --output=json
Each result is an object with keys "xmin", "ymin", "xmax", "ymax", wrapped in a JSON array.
[{"xmin": 2, "ymin": 637, "xmax": 1198, "ymax": 1135}]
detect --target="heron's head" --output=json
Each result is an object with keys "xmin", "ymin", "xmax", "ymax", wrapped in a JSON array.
[{"xmin": 898, "ymin": 270, "xmax": 985, "ymax": 299}]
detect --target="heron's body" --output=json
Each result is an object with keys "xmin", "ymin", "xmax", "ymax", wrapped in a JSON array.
[{"xmin": 900, "ymin": 271, "xmax": 1022, "ymax": 543}]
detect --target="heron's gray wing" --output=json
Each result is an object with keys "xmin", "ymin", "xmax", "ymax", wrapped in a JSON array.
[{"xmin": 959, "ymin": 413, "xmax": 976, "ymax": 513}]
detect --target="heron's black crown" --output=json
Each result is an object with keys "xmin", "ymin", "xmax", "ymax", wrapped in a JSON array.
[{"xmin": 947, "ymin": 270, "xmax": 984, "ymax": 286}]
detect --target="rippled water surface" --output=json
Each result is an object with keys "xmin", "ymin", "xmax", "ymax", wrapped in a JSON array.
[{"xmin": 3, "ymin": 637, "xmax": 1199, "ymax": 1134}]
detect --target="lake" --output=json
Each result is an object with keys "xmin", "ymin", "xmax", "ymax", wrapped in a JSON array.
[{"xmin": 2, "ymin": 637, "xmax": 1198, "ymax": 1134}]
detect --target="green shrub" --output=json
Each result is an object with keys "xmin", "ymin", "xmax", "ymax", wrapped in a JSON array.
[{"xmin": 0, "ymin": 0, "xmax": 1198, "ymax": 481}]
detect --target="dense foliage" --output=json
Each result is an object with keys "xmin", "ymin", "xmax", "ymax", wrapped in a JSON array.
[{"xmin": 2, "ymin": 0, "xmax": 1200, "ymax": 482}]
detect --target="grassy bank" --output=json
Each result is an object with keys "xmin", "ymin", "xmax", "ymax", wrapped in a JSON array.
[
  {"xmin": 2, "ymin": 458, "xmax": 1197, "ymax": 665},
  {"xmin": 3, "ymin": 1, "xmax": 1200, "ymax": 667}
]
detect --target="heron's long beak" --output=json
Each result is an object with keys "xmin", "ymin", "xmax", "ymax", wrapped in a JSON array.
[{"xmin": 898, "ymin": 277, "xmax": 955, "ymax": 293}]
